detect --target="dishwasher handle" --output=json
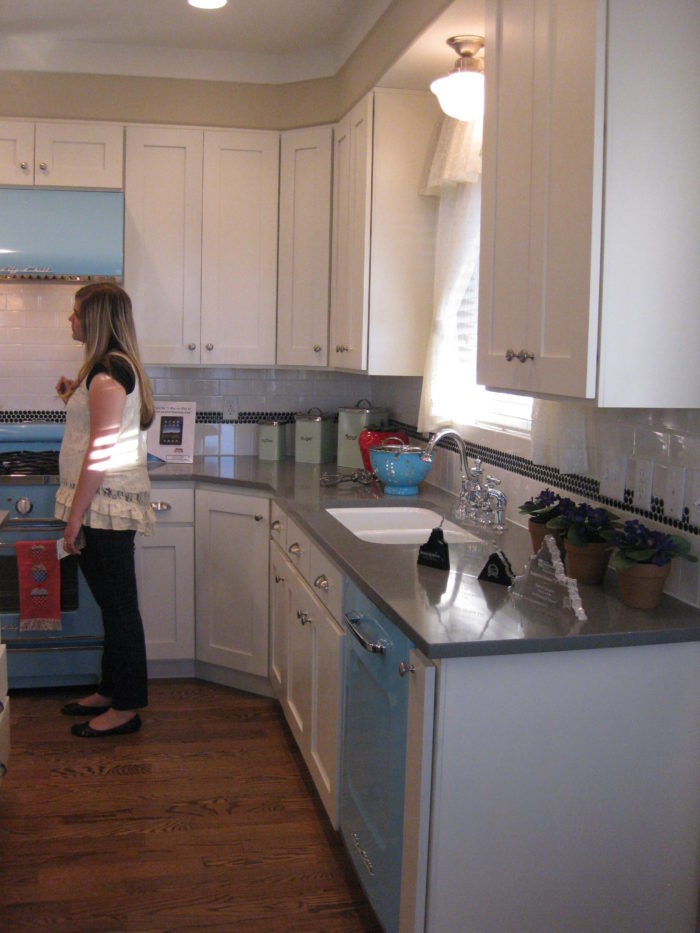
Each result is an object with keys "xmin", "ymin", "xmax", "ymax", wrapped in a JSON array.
[{"xmin": 344, "ymin": 612, "xmax": 386, "ymax": 654}]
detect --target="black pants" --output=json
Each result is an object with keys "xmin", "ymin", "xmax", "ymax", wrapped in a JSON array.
[{"xmin": 78, "ymin": 527, "xmax": 148, "ymax": 711}]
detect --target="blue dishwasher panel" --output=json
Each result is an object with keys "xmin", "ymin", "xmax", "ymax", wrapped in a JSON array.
[{"xmin": 340, "ymin": 578, "xmax": 413, "ymax": 933}]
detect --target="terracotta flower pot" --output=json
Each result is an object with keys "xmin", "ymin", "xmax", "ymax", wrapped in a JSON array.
[
  {"xmin": 528, "ymin": 519, "xmax": 564, "ymax": 555},
  {"xmin": 616, "ymin": 561, "xmax": 671, "ymax": 610},
  {"xmin": 564, "ymin": 540, "xmax": 612, "ymax": 585}
]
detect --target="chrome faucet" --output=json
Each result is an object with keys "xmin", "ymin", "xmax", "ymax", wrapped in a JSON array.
[{"xmin": 421, "ymin": 428, "xmax": 471, "ymax": 520}]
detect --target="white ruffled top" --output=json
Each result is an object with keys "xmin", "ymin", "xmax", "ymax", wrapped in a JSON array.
[{"xmin": 54, "ymin": 374, "xmax": 155, "ymax": 536}]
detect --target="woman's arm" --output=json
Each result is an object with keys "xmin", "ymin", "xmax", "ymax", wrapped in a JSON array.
[{"xmin": 63, "ymin": 373, "xmax": 127, "ymax": 553}]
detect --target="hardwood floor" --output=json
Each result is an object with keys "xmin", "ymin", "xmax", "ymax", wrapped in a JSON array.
[{"xmin": 0, "ymin": 679, "xmax": 382, "ymax": 932}]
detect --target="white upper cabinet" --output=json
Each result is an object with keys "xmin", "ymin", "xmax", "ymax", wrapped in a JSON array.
[
  {"xmin": 277, "ymin": 125, "xmax": 333, "ymax": 367},
  {"xmin": 202, "ymin": 129, "xmax": 279, "ymax": 366},
  {"xmin": 330, "ymin": 89, "xmax": 440, "ymax": 374},
  {"xmin": 478, "ymin": 0, "xmax": 700, "ymax": 407},
  {"xmin": 124, "ymin": 125, "xmax": 203, "ymax": 364},
  {"xmin": 125, "ymin": 125, "xmax": 279, "ymax": 366},
  {"xmin": 0, "ymin": 120, "xmax": 123, "ymax": 188}
]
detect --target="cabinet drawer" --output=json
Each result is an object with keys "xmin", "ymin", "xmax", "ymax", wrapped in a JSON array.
[
  {"xmin": 270, "ymin": 501, "xmax": 287, "ymax": 548},
  {"xmin": 0, "ymin": 645, "xmax": 6, "ymax": 698},
  {"xmin": 308, "ymin": 539, "xmax": 342, "ymax": 623},
  {"xmin": 286, "ymin": 517, "xmax": 311, "ymax": 580},
  {"xmin": 149, "ymin": 485, "xmax": 194, "ymax": 524},
  {"xmin": 0, "ymin": 695, "xmax": 10, "ymax": 786}
]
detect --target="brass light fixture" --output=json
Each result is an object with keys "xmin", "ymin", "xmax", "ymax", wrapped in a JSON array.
[{"xmin": 430, "ymin": 35, "xmax": 485, "ymax": 122}]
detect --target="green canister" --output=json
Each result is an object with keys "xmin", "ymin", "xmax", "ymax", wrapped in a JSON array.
[
  {"xmin": 258, "ymin": 419, "xmax": 286, "ymax": 461},
  {"xmin": 294, "ymin": 408, "xmax": 336, "ymax": 463}
]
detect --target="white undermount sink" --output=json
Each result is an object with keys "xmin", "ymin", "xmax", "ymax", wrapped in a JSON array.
[{"xmin": 326, "ymin": 506, "xmax": 482, "ymax": 545}]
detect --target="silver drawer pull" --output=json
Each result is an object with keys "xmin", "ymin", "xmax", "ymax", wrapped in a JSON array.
[
  {"xmin": 271, "ymin": 520, "xmax": 282, "ymax": 532},
  {"xmin": 151, "ymin": 501, "xmax": 172, "ymax": 511},
  {"xmin": 344, "ymin": 612, "xmax": 386, "ymax": 654},
  {"xmin": 398, "ymin": 662, "xmax": 415, "ymax": 677},
  {"xmin": 314, "ymin": 574, "xmax": 329, "ymax": 592},
  {"xmin": 288, "ymin": 542, "xmax": 301, "ymax": 555}
]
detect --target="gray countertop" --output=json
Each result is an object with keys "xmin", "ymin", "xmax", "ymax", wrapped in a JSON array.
[{"xmin": 148, "ymin": 456, "xmax": 700, "ymax": 658}]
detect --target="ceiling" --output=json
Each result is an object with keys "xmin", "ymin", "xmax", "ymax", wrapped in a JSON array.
[{"xmin": 0, "ymin": 0, "xmax": 484, "ymax": 88}]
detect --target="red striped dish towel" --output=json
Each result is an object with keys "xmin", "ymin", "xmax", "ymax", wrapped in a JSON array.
[{"xmin": 16, "ymin": 540, "xmax": 62, "ymax": 631}]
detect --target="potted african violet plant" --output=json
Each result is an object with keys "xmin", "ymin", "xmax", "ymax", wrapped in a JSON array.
[
  {"xmin": 601, "ymin": 519, "xmax": 697, "ymax": 609},
  {"xmin": 519, "ymin": 489, "xmax": 572, "ymax": 553},
  {"xmin": 545, "ymin": 500, "xmax": 620, "ymax": 585}
]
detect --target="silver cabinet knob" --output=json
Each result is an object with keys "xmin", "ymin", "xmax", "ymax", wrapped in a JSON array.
[
  {"xmin": 505, "ymin": 348, "xmax": 535, "ymax": 363},
  {"xmin": 314, "ymin": 574, "xmax": 329, "ymax": 592},
  {"xmin": 398, "ymin": 661, "xmax": 415, "ymax": 677},
  {"xmin": 275, "ymin": 574, "xmax": 285, "ymax": 583},
  {"xmin": 254, "ymin": 514, "xmax": 264, "ymax": 522},
  {"xmin": 336, "ymin": 344, "xmax": 346, "ymax": 353},
  {"xmin": 38, "ymin": 161, "xmax": 48, "ymax": 172},
  {"xmin": 313, "ymin": 344, "xmax": 322, "ymax": 352},
  {"xmin": 19, "ymin": 161, "xmax": 29, "ymax": 171},
  {"xmin": 188, "ymin": 343, "xmax": 196, "ymax": 350},
  {"xmin": 270, "ymin": 520, "xmax": 282, "ymax": 532},
  {"xmin": 205, "ymin": 343, "xmax": 214, "ymax": 351},
  {"xmin": 151, "ymin": 501, "xmax": 172, "ymax": 511},
  {"xmin": 296, "ymin": 609, "xmax": 311, "ymax": 625},
  {"xmin": 288, "ymin": 542, "xmax": 301, "ymax": 555}
]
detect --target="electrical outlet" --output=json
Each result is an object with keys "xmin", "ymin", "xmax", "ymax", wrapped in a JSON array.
[
  {"xmin": 687, "ymin": 469, "xmax": 700, "ymax": 528},
  {"xmin": 663, "ymin": 465, "xmax": 686, "ymax": 521},
  {"xmin": 633, "ymin": 458, "xmax": 654, "ymax": 511},
  {"xmin": 223, "ymin": 398, "xmax": 238, "ymax": 422},
  {"xmin": 599, "ymin": 450, "xmax": 627, "ymax": 502}
]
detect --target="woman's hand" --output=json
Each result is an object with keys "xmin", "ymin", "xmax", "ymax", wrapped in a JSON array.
[
  {"xmin": 56, "ymin": 375, "xmax": 74, "ymax": 400},
  {"xmin": 63, "ymin": 516, "xmax": 84, "ymax": 555}
]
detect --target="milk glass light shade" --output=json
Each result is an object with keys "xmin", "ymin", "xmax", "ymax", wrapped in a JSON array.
[
  {"xmin": 430, "ymin": 36, "xmax": 485, "ymax": 123},
  {"xmin": 188, "ymin": 0, "xmax": 227, "ymax": 8}
]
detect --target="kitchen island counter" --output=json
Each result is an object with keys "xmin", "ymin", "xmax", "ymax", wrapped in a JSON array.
[{"xmin": 147, "ymin": 456, "xmax": 700, "ymax": 659}]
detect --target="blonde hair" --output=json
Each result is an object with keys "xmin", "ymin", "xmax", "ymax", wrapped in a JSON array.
[{"xmin": 67, "ymin": 282, "xmax": 155, "ymax": 430}]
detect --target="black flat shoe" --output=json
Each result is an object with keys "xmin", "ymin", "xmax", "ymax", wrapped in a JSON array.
[
  {"xmin": 71, "ymin": 714, "xmax": 141, "ymax": 738},
  {"xmin": 61, "ymin": 701, "xmax": 111, "ymax": 717}
]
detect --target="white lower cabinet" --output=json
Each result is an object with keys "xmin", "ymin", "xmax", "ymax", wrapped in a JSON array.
[
  {"xmin": 135, "ymin": 484, "xmax": 194, "ymax": 670},
  {"xmin": 195, "ymin": 487, "xmax": 269, "ymax": 679},
  {"xmin": 269, "ymin": 522, "xmax": 344, "ymax": 828}
]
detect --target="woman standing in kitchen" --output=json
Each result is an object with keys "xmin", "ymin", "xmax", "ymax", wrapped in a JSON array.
[{"xmin": 55, "ymin": 281, "xmax": 155, "ymax": 737}]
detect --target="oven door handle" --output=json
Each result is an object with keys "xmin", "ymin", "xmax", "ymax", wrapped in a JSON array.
[
  {"xmin": 0, "ymin": 517, "xmax": 65, "ymax": 549},
  {"xmin": 344, "ymin": 612, "xmax": 386, "ymax": 654}
]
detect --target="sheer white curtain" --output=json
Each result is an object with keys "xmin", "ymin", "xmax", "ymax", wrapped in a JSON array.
[{"xmin": 418, "ymin": 117, "xmax": 532, "ymax": 437}]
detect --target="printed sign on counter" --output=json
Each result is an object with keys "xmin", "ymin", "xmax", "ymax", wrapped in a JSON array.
[{"xmin": 147, "ymin": 402, "xmax": 196, "ymax": 463}]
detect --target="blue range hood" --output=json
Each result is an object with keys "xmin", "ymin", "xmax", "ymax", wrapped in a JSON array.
[{"xmin": 0, "ymin": 188, "xmax": 124, "ymax": 280}]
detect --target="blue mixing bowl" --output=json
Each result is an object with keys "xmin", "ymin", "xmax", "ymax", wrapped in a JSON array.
[{"xmin": 369, "ymin": 443, "xmax": 433, "ymax": 496}]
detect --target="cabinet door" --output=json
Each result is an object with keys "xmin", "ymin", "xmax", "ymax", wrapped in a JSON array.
[
  {"xmin": 477, "ymin": 0, "xmax": 603, "ymax": 398},
  {"xmin": 329, "ymin": 95, "xmax": 373, "ymax": 371},
  {"xmin": 277, "ymin": 125, "xmax": 332, "ymax": 367},
  {"xmin": 195, "ymin": 489, "xmax": 269, "ymax": 676},
  {"xmin": 124, "ymin": 125, "xmax": 203, "ymax": 364},
  {"xmin": 201, "ymin": 130, "xmax": 279, "ymax": 365},
  {"xmin": 269, "ymin": 542, "xmax": 291, "ymax": 699},
  {"xmin": 34, "ymin": 123, "xmax": 124, "ymax": 188},
  {"xmin": 285, "ymin": 571, "xmax": 313, "ymax": 751},
  {"xmin": 0, "ymin": 120, "xmax": 34, "ymax": 184},
  {"xmin": 135, "ymin": 525, "xmax": 194, "ymax": 662}
]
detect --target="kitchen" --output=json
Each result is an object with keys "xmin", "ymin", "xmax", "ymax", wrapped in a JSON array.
[{"xmin": 1, "ymin": 1, "xmax": 700, "ymax": 931}]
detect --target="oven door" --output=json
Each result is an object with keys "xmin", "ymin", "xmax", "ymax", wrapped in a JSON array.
[{"xmin": 0, "ymin": 517, "xmax": 103, "ymax": 688}]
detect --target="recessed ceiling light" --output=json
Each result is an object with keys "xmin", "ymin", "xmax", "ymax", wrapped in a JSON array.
[{"xmin": 188, "ymin": 0, "xmax": 227, "ymax": 9}]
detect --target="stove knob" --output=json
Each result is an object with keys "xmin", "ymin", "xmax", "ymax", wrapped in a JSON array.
[{"xmin": 15, "ymin": 497, "xmax": 33, "ymax": 515}]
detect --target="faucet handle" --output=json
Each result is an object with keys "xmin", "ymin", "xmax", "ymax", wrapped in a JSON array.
[{"xmin": 485, "ymin": 475, "xmax": 501, "ymax": 487}]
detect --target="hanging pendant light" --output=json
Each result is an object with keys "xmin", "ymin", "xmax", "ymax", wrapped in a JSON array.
[{"xmin": 430, "ymin": 36, "xmax": 485, "ymax": 123}]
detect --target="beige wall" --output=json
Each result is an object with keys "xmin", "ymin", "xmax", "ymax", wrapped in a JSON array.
[{"xmin": 0, "ymin": 0, "xmax": 452, "ymax": 128}]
